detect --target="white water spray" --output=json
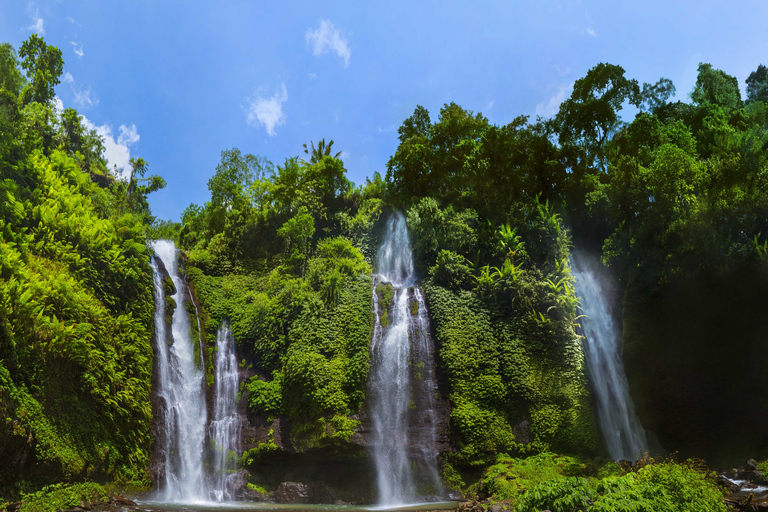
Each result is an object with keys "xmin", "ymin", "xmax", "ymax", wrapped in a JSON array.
[
  {"xmin": 209, "ymin": 322, "xmax": 241, "ymax": 501},
  {"xmin": 150, "ymin": 240, "xmax": 208, "ymax": 502},
  {"xmin": 370, "ymin": 213, "xmax": 443, "ymax": 506},
  {"xmin": 572, "ymin": 251, "xmax": 647, "ymax": 461}
]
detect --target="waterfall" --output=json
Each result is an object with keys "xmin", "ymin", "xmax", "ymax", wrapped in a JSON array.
[
  {"xmin": 370, "ymin": 213, "xmax": 443, "ymax": 506},
  {"xmin": 571, "ymin": 251, "xmax": 647, "ymax": 461},
  {"xmin": 150, "ymin": 240, "xmax": 208, "ymax": 502},
  {"xmin": 209, "ymin": 321, "xmax": 241, "ymax": 501}
]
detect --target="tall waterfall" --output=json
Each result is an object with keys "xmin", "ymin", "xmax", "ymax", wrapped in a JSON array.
[
  {"xmin": 209, "ymin": 322, "xmax": 241, "ymax": 501},
  {"xmin": 150, "ymin": 240, "xmax": 208, "ymax": 502},
  {"xmin": 572, "ymin": 251, "xmax": 647, "ymax": 461},
  {"xmin": 370, "ymin": 213, "xmax": 443, "ymax": 506}
]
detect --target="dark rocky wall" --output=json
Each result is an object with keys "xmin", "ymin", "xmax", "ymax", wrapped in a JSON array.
[{"xmin": 623, "ymin": 265, "xmax": 768, "ymax": 466}]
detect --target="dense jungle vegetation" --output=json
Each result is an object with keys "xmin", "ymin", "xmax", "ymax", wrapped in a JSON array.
[
  {"xmin": 0, "ymin": 35, "xmax": 166, "ymax": 498},
  {"xmin": 2, "ymin": 33, "xmax": 768, "ymax": 510}
]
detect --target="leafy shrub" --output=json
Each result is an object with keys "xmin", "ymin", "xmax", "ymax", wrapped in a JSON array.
[
  {"xmin": 19, "ymin": 482, "xmax": 108, "ymax": 512},
  {"xmin": 246, "ymin": 374, "xmax": 282, "ymax": 414},
  {"xmin": 429, "ymin": 249, "xmax": 474, "ymax": 290},
  {"xmin": 515, "ymin": 477, "xmax": 595, "ymax": 512},
  {"xmin": 512, "ymin": 460, "xmax": 726, "ymax": 512}
]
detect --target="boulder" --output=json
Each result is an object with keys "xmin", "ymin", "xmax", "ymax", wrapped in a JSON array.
[
  {"xmin": 273, "ymin": 482, "xmax": 311, "ymax": 504},
  {"xmin": 227, "ymin": 469, "xmax": 250, "ymax": 499},
  {"xmin": 308, "ymin": 481, "xmax": 338, "ymax": 505},
  {"xmin": 716, "ymin": 474, "xmax": 741, "ymax": 494},
  {"xmin": 110, "ymin": 495, "xmax": 137, "ymax": 507}
]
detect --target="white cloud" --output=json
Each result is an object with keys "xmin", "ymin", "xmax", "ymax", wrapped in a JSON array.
[
  {"xmin": 536, "ymin": 82, "xmax": 573, "ymax": 118},
  {"xmin": 339, "ymin": 151, "xmax": 350, "ymax": 163},
  {"xmin": 70, "ymin": 42, "xmax": 84, "ymax": 58},
  {"xmin": 306, "ymin": 20, "xmax": 351, "ymax": 68},
  {"xmin": 118, "ymin": 124, "xmax": 140, "ymax": 146},
  {"xmin": 308, "ymin": 72, "xmax": 317, "ymax": 80},
  {"xmin": 245, "ymin": 84, "xmax": 288, "ymax": 136},
  {"xmin": 376, "ymin": 125, "xmax": 395, "ymax": 134},
  {"xmin": 26, "ymin": 4, "xmax": 44, "ymax": 34},
  {"xmin": 73, "ymin": 87, "xmax": 98, "ymax": 108},
  {"xmin": 486, "ymin": 100, "xmax": 495, "ymax": 111},
  {"xmin": 62, "ymin": 72, "xmax": 74, "ymax": 84},
  {"xmin": 54, "ymin": 95, "xmax": 138, "ymax": 179},
  {"xmin": 53, "ymin": 96, "xmax": 64, "ymax": 116},
  {"xmin": 66, "ymin": 16, "xmax": 81, "ymax": 27},
  {"xmin": 81, "ymin": 117, "xmax": 140, "ymax": 179},
  {"xmin": 587, "ymin": 27, "xmax": 596, "ymax": 37}
]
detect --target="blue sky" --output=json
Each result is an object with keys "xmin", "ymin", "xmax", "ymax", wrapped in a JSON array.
[{"xmin": 2, "ymin": 1, "xmax": 767, "ymax": 222}]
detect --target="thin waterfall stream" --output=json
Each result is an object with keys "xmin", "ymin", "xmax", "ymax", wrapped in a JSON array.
[
  {"xmin": 571, "ymin": 251, "xmax": 647, "ymax": 461},
  {"xmin": 209, "ymin": 321, "xmax": 242, "ymax": 501},
  {"xmin": 150, "ymin": 240, "xmax": 208, "ymax": 502},
  {"xmin": 370, "ymin": 213, "xmax": 443, "ymax": 506}
]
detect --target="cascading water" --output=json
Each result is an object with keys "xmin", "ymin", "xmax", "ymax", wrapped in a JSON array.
[
  {"xmin": 150, "ymin": 240, "xmax": 208, "ymax": 502},
  {"xmin": 209, "ymin": 321, "xmax": 241, "ymax": 501},
  {"xmin": 571, "ymin": 251, "xmax": 647, "ymax": 461},
  {"xmin": 370, "ymin": 213, "xmax": 443, "ymax": 506}
]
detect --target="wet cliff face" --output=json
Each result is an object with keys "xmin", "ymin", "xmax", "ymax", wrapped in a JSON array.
[{"xmin": 623, "ymin": 265, "xmax": 768, "ymax": 466}]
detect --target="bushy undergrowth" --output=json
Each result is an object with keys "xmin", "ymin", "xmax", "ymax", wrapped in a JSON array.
[
  {"xmin": 0, "ymin": 151, "xmax": 155, "ymax": 486},
  {"xmin": 475, "ymin": 453, "xmax": 725, "ymax": 512},
  {"xmin": 18, "ymin": 482, "xmax": 108, "ymax": 512}
]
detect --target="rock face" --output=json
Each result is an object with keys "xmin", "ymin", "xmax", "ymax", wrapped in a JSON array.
[
  {"xmin": 272, "ymin": 481, "xmax": 339, "ymax": 504},
  {"xmin": 623, "ymin": 266, "xmax": 768, "ymax": 466}
]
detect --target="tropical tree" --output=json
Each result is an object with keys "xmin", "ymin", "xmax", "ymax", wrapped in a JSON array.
[
  {"xmin": 301, "ymin": 138, "xmax": 341, "ymax": 164},
  {"xmin": 18, "ymin": 34, "xmax": 63, "ymax": 104},
  {"xmin": 690, "ymin": 62, "xmax": 741, "ymax": 110}
]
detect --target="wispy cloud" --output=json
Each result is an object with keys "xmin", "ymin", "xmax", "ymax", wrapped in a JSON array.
[
  {"xmin": 536, "ymin": 82, "xmax": 573, "ymax": 118},
  {"xmin": 62, "ymin": 72, "xmax": 98, "ymax": 109},
  {"xmin": 587, "ymin": 27, "xmax": 596, "ymax": 37},
  {"xmin": 73, "ymin": 86, "xmax": 98, "ymax": 108},
  {"xmin": 306, "ymin": 20, "xmax": 351, "ymax": 68},
  {"xmin": 66, "ymin": 16, "xmax": 81, "ymax": 27},
  {"xmin": 118, "ymin": 124, "xmax": 140, "ymax": 146},
  {"xmin": 70, "ymin": 42, "xmax": 84, "ymax": 58},
  {"xmin": 26, "ymin": 3, "xmax": 44, "ymax": 34},
  {"xmin": 245, "ymin": 84, "xmax": 288, "ymax": 136},
  {"xmin": 486, "ymin": 100, "xmax": 495, "ymax": 111}
]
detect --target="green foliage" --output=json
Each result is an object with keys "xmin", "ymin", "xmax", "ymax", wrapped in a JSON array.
[
  {"xmin": 187, "ymin": 221, "xmax": 373, "ymax": 452},
  {"xmin": 515, "ymin": 477, "xmax": 595, "ymax": 512},
  {"xmin": 19, "ymin": 482, "xmax": 108, "ymax": 512},
  {"xmin": 18, "ymin": 34, "xmax": 63, "ymax": 105},
  {"xmin": 690, "ymin": 63, "xmax": 741, "ymax": 110},
  {"xmin": 246, "ymin": 374, "xmax": 282, "ymax": 415},
  {"xmin": 512, "ymin": 460, "xmax": 726, "ymax": 512},
  {"xmin": 241, "ymin": 440, "xmax": 279, "ymax": 466},
  {"xmin": 0, "ymin": 37, "xmax": 162, "ymax": 491},
  {"xmin": 413, "ymin": 198, "xmax": 598, "ymax": 466},
  {"xmin": 745, "ymin": 64, "xmax": 768, "ymax": 104},
  {"xmin": 478, "ymin": 453, "xmax": 586, "ymax": 502},
  {"xmin": 429, "ymin": 249, "xmax": 474, "ymax": 291},
  {"xmin": 247, "ymin": 482, "xmax": 268, "ymax": 494},
  {"xmin": 278, "ymin": 207, "xmax": 315, "ymax": 270}
]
